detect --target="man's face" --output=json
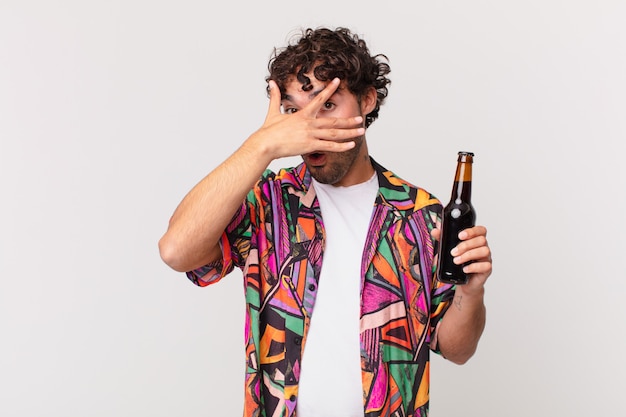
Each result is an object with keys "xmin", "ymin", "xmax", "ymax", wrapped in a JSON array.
[{"xmin": 281, "ymin": 74, "xmax": 367, "ymax": 186}]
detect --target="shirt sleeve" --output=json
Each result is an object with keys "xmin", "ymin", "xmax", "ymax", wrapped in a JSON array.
[
  {"xmin": 429, "ymin": 281, "xmax": 455, "ymax": 354},
  {"xmin": 185, "ymin": 191, "xmax": 255, "ymax": 287},
  {"xmin": 184, "ymin": 169, "xmax": 274, "ymax": 287},
  {"xmin": 185, "ymin": 221, "xmax": 242, "ymax": 287},
  {"xmin": 427, "ymin": 206, "xmax": 456, "ymax": 354}
]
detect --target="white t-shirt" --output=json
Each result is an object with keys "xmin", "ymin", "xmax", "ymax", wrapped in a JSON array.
[{"xmin": 296, "ymin": 172, "xmax": 379, "ymax": 417}]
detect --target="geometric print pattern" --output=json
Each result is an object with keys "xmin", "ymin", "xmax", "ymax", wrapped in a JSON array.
[{"xmin": 186, "ymin": 159, "xmax": 455, "ymax": 417}]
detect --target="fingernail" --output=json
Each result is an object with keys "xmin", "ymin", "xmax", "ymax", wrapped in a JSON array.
[
  {"xmin": 458, "ymin": 231, "xmax": 467, "ymax": 239},
  {"xmin": 355, "ymin": 116, "xmax": 363, "ymax": 123},
  {"xmin": 450, "ymin": 247, "xmax": 459, "ymax": 256}
]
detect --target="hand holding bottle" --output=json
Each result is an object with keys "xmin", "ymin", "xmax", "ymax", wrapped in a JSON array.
[{"xmin": 432, "ymin": 225, "xmax": 492, "ymax": 292}]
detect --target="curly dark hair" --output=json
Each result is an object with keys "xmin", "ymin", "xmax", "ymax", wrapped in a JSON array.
[{"xmin": 265, "ymin": 27, "xmax": 391, "ymax": 128}]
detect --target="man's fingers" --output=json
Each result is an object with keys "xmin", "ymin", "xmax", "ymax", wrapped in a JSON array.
[
  {"xmin": 450, "ymin": 225, "xmax": 491, "ymax": 265},
  {"xmin": 458, "ymin": 225, "xmax": 487, "ymax": 241},
  {"xmin": 462, "ymin": 259, "xmax": 492, "ymax": 277},
  {"xmin": 314, "ymin": 126, "xmax": 365, "ymax": 141},
  {"xmin": 265, "ymin": 80, "xmax": 283, "ymax": 119},
  {"xmin": 265, "ymin": 77, "xmax": 343, "ymax": 122},
  {"xmin": 453, "ymin": 245, "xmax": 491, "ymax": 264},
  {"xmin": 303, "ymin": 115, "xmax": 364, "ymax": 146},
  {"xmin": 313, "ymin": 115, "xmax": 363, "ymax": 130},
  {"xmin": 303, "ymin": 78, "xmax": 341, "ymax": 116},
  {"xmin": 317, "ymin": 139, "xmax": 357, "ymax": 153}
]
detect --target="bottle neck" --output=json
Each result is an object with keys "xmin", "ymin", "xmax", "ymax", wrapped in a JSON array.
[{"xmin": 450, "ymin": 154, "xmax": 473, "ymax": 202}]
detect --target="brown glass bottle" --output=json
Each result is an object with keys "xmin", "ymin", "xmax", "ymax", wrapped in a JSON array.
[{"xmin": 436, "ymin": 151, "xmax": 476, "ymax": 285}]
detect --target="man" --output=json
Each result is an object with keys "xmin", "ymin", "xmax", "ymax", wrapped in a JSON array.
[{"xmin": 159, "ymin": 27, "xmax": 492, "ymax": 417}]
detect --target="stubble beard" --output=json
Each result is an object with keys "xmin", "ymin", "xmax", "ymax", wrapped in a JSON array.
[{"xmin": 308, "ymin": 135, "xmax": 365, "ymax": 185}]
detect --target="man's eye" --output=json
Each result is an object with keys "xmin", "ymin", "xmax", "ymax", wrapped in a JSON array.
[
  {"xmin": 322, "ymin": 102, "xmax": 335, "ymax": 110},
  {"xmin": 283, "ymin": 108, "xmax": 298, "ymax": 114}
]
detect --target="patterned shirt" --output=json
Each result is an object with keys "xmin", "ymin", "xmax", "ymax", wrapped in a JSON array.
[{"xmin": 186, "ymin": 159, "xmax": 455, "ymax": 417}]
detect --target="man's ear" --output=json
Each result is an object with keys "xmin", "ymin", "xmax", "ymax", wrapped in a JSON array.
[{"xmin": 361, "ymin": 87, "xmax": 378, "ymax": 115}]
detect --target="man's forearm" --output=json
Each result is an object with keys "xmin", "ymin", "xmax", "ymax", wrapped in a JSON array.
[
  {"xmin": 158, "ymin": 136, "xmax": 273, "ymax": 272},
  {"xmin": 436, "ymin": 286, "xmax": 486, "ymax": 365}
]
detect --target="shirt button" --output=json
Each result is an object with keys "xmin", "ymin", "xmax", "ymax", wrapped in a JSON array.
[
  {"xmin": 294, "ymin": 337, "xmax": 302, "ymax": 346},
  {"xmin": 308, "ymin": 283, "xmax": 316, "ymax": 291},
  {"xmin": 290, "ymin": 395, "xmax": 296, "ymax": 402}
]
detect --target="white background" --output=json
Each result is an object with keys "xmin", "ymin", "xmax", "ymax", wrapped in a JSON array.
[{"xmin": 1, "ymin": 1, "xmax": 625, "ymax": 416}]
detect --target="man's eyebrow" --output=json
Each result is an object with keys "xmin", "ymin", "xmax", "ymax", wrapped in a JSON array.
[
  {"xmin": 282, "ymin": 87, "xmax": 334, "ymax": 103},
  {"xmin": 309, "ymin": 88, "xmax": 324, "ymax": 99}
]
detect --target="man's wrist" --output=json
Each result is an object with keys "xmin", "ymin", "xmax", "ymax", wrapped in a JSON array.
[{"xmin": 454, "ymin": 282, "xmax": 485, "ymax": 301}]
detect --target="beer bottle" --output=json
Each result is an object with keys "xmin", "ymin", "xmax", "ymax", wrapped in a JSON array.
[{"xmin": 436, "ymin": 151, "xmax": 476, "ymax": 285}]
